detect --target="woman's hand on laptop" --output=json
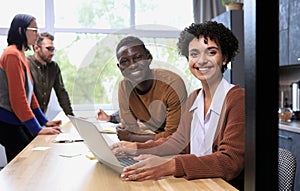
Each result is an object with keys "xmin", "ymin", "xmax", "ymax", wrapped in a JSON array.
[
  {"xmin": 121, "ymin": 154, "xmax": 175, "ymax": 181},
  {"xmin": 111, "ymin": 141, "xmax": 137, "ymax": 156}
]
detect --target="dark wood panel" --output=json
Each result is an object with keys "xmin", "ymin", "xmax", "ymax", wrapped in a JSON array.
[{"xmin": 212, "ymin": 10, "xmax": 245, "ymax": 88}]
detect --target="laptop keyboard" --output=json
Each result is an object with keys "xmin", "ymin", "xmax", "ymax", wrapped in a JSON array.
[{"xmin": 117, "ymin": 156, "xmax": 138, "ymax": 167}]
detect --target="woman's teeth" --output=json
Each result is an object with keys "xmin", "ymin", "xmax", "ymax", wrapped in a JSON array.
[{"xmin": 197, "ymin": 67, "xmax": 208, "ymax": 71}]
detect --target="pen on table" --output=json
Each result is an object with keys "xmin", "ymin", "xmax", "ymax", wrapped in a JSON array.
[
  {"xmin": 52, "ymin": 140, "xmax": 84, "ymax": 143},
  {"xmin": 53, "ymin": 127, "xmax": 63, "ymax": 133},
  {"xmin": 99, "ymin": 130, "xmax": 116, "ymax": 134}
]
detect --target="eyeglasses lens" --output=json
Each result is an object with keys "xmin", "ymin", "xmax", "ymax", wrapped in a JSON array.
[{"xmin": 45, "ymin": 47, "xmax": 55, "ymax": 52}]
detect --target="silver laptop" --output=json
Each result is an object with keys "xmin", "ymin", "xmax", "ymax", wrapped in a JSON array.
[{"xmin": 68, "ymin": 115, "xmax": 137, "ymax": 174}]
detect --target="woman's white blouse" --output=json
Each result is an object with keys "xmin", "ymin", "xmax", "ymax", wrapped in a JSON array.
[{"xmin": 189, "ymin": 78, "xmax": 235, "ymax": 156}]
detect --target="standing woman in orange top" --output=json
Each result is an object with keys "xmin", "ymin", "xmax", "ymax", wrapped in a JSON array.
[{"xmin": 0, "ymin": 14, "xmax": 62, "ymax": 163}]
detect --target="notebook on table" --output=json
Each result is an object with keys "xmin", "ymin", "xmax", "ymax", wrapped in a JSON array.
[{"xmin": 68, "ymin": 115, "xmax": 138, "ymax": 174}]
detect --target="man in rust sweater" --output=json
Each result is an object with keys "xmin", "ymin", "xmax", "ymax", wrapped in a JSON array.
[{"xmin": 114, "ymin": 36, "xmax": 188, "ymax": 142}]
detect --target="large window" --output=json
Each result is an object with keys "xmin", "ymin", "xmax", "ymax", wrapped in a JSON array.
[
  {"xmin": 0, "ymin": 0, "xmax": 197, "ymax": 111},
  {"xmin": 0, "ymin": 0, "xmax": 45, "ymax": 28}
]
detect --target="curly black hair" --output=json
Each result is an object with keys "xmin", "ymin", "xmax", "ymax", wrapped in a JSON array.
[{"xmin": 177, "ymin": 21, "xmax": 239, "ymax": 73}]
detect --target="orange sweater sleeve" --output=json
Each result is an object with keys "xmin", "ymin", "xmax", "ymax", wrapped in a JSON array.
[{"xmin": 5, "ymin": 52, "xmax": 35, "ymax": 122}]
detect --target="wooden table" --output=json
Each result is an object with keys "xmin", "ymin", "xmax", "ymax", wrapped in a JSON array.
[{"xmin": 0, "ymin": 112, "xmax": 238, "ymax": 191}]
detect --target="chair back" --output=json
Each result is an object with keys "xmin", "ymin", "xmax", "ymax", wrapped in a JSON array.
[{"xmin": 278, "ymin": 148, "xmax": 297, "ymax": 191}]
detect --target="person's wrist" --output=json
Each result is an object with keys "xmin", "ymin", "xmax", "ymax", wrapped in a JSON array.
[
  {"xmin": 128, "ymin": 142, "xmax": 138, "ymax": 155},
  {"xmin": 128, "ymin": 132, "xmax": 134, "ymax": 142},
  {"xmin": 170, "ymin": 158, "xmax": 176, "ymax": 175},
  {"xmin": 109, "ymin": 114, "xmax": 117, "ymax": 122}
]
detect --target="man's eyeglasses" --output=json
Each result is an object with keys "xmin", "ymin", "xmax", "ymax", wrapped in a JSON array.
[
  {"xmin": 26, "ymin": 27, "xmax": 39, "ymax": 33},
  {"xmin": 45, "ymin": 46, "xmax": 55, "ymax": 52},
  {"xmin": 118, "ymin": 54, "xmax": 148, "ymax": 69},
  {"xmin": 37, "ymin": 45, "xmax": 55, "ymax": 52}
]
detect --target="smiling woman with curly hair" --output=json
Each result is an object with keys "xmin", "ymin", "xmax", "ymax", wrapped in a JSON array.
[{"xmin": 111, "ymin": 21, "xmax": 245, "ymax": 190}]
